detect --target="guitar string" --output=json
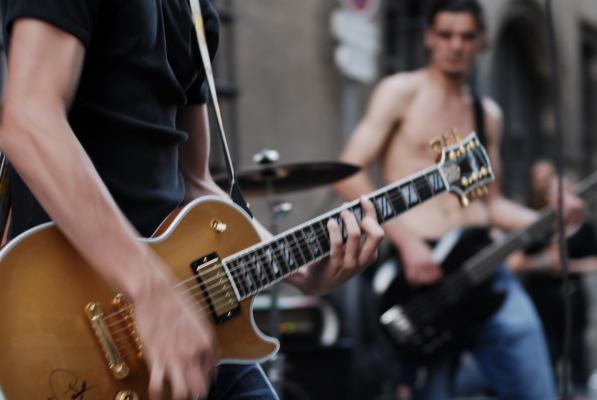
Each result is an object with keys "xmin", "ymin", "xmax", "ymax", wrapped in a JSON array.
[
  {"xmin": 102, "ymin": 178, "xmax": 440, "ymax": 325},
  {"xmin": 102, "ymin": 186, "xmax": 415, "ymax": 325},
  {"xmin": 104, "ymin": 171, "xmax": 457, "ymax": 326},
  {"xmin": 98, "ymin": 169, "xmax": 485, "ymax": 352}
]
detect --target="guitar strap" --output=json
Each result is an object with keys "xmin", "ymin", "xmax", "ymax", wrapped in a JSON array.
[
  {"xmin": 189, "ymin": 0, "xmax": 252, "ymax": 217},
  {"xmin": 472, "ymin": 90, "xmax": 487, "ymax": 147}
]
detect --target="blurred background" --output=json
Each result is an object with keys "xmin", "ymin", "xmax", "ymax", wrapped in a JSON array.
[{"xmin": 208, "ymin": 0, "xmax": 597, "ymax": 399}]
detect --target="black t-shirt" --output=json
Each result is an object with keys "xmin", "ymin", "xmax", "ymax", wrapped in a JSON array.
[{"xmin": 2, "ymin": 0, "xmax": 219, "ymax": 238}]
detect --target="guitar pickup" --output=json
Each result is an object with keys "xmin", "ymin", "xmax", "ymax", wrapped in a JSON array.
[
  {"xmin": 191, "ymin": 252, "xmax": 240, "ymax": 324},
  {"xmin": 380, "ymin": 305, "xmax": 415, "ymax": 343}
]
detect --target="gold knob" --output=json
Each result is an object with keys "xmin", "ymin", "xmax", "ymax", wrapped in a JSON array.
[
  {"xmin": 480, "ymin": 167, "xmax": 488, "ymax": 177},
  {"xmin": 115, "ymin": 390, "xmax": 139, "ymax": 400},
  {"xmin": 461, "ymin": 177, "xmax": 469, "ymax": 187},
  {"xmin": 211, "ymin": 220, "xmax": 227, "ymax": 233},
  {"xmin": 449, "ymin": 151, "xmax": 457, "ymax": 160},
  {"xmin": 451, "ymin": 129, "xmax": 462, "ymax": 142}
]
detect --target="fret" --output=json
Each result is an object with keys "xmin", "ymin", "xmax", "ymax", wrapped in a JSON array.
[
  {"xmin": 400, "ymin": 182, "xmax": 420, "ymax": 208},
  {"xmin": 316, "ymin": 220, "xmax": 331, "ymax": 254},
  {"xmin": 309, "ymin": 223, "xmax": 325, "ymax": 258},
  {"xmin": 414, "ymin": 176, "xmax": 433, "ymax": 202},
  {"xmin": 250, "ymin": 250, "xmax": 271, "ymax": 287},
  {"xmin": 426, "ymin": 170, "xmax": 445, "ymax": 194},
  {"xmin": 274, "ymin": 239, "xmax": 293, "ymax": 276},
  {"xmin": 230, "ymin": 259, "xmax": 248, "ymax": 298},
  {"xmin": 349, "ymin": 204, "xmax": 363, "ymax": 223},
  {"xmin": 372, "ymin": 192, "xmax": 397, "ymax": 223},
  {"xmin": 300, "ymin": 226, "xmax": 320, "ymax": 262},
  {"xmin": 295, "ymin": 229, "xmax": 315, "ymax": 262},
  {"xmin": 262, "ymin": 244, "xmax": 284, "ymax": 279},
  {"xmin": 387, "ymin": 187, "xmax": 408, "ymax": 214},
  {"xmin": 281, "ymin": 236, "xmax": 299, "ymax": 271},
  {"xmin": 286, "ymin": 232, "xmax": 306, "ymax": 267},
  {"xmin": 238, "ymin": 256, "xmax": 257, "ymax": 295}
]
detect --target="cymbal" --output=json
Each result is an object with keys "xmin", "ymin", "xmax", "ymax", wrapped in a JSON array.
[{"xmin": 214, "ymin": 161, "xmax": 360, "ymax": 196}]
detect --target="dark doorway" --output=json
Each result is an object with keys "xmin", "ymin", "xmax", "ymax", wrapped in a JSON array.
[
  {"xmin": 581, "ymin": 25, "xmax": 597, "ymax": 177},
  {"xmin": 492, "ymin": 3, "xmax": 549, "ymax": 201}
]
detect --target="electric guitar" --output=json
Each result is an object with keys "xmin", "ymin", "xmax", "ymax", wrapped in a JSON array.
[
  {"xmin": 379, "ymin": 169, "xmax": 597, "ymax": 361},
  {"xmin": 0, "ymin": 133, "xmax": 492, "ymax": 399}
]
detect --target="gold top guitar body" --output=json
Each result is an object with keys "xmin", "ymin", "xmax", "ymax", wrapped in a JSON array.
[{"xmin": 0, "ymin": 198, "xmax": 274, "ymax": 400}]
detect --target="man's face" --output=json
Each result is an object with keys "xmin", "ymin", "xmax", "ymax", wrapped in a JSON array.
[{"xmin": 426, "ymin": 11, "xmax": 484, "ymax": 76}]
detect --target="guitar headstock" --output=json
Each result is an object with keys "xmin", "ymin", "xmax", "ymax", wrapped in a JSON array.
[{"xmin": 432, "ymin": 131, "xmax": 495, "ymax": 207}]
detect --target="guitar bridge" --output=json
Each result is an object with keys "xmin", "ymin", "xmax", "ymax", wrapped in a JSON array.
[
  {"xmin": 191, "ymin": 252, "xmax": 240, "ymax": 324},
  {"xmin": 85, "ymin": 294, "xmax": 144, "ymax": 380},
  {"xmin": 85, "ymin": 302, "xmax": 131, "ymax": 380}
]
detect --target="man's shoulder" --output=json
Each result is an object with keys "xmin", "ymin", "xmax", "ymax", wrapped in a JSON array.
[
  {"xmin": 481, "ymin": 96, "xmax": 503, "ymax": 122},
  {"xmin": 373, "ymin": 70, "xmax": 424, "ymax": 106}
]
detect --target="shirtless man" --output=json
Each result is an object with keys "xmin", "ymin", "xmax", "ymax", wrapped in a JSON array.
[{"xmin": 335, "ymin": 0, "xmax": 581, "ymax": 398}]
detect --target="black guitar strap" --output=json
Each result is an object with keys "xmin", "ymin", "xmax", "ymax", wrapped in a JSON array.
[{"xmin": 472, "ymin": 90, "xmax": 487, "ymax": 147}]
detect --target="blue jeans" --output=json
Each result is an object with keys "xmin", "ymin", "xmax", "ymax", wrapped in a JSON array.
[
  {"xmin": 209, "ymin": 364, "xmax": 278, "ymax": 400},
  {"xmin": 413, "ymin": 267, "xmax": 557, "ymax": 400}
]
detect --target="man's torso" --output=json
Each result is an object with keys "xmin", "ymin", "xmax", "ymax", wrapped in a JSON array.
[
  {"xmin": 382, "ymin": 70, "xmax": 491, "ymax": 240},
  {"xmin": 3, "ymin": 0, "xmax": 219, "ymax": 238}
]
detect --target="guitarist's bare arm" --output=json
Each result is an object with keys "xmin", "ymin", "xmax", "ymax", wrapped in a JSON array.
[
  {"xmin": 334, "ymin": 73, "xmax": 442, "ymax": 286},
  {"xmin": 0, "ymin": 19, "xmax": 216, "ymax": 400},
  {"xmin": 481, "ymin": 99, "xmax": 584, "ymax": 230}
]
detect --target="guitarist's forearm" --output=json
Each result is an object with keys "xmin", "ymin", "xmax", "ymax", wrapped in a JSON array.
[
  {"xmin": 0, "ymin": 110, "xmax": 171, "ymax": 301},
  {"xmin": 488, "ymin": 196, "xmax": 538, "ymax": 231}
]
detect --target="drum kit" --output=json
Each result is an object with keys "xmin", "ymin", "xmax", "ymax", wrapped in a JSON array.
[{"xmin": 214, "ymin": 150, "xmax": 360, "ymax": 399}]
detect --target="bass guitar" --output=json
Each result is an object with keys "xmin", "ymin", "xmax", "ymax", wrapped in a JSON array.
[
  {"xmin": 0, "ymin": 133, "xmax": 492, "ymax": 399},
  {"xmin": 380, "ymin": 169, "xmax": 597, "ymax": 361}
]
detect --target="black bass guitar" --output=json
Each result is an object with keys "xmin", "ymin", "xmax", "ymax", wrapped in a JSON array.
[{"xmin": 378, "ymin": 170, "xmax": 597, "ymax": 361}]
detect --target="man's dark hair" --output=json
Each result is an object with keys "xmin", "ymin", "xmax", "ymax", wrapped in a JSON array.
[{"xmin": 426, "ymin": 0, "xmax": 486, "ymax": 32}]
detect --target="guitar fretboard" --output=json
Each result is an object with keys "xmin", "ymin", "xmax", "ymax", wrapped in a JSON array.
[{"xmin": 224, "ymin": 166, "xmax": 447, "ymax": 300}]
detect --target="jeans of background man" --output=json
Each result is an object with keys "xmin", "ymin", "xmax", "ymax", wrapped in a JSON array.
[
  {"xmin": 412, "ymin": 267, "xmax": 557, "ymax": 400},
  {"xmin": 209, "ymin": 364, "xmax": 278, "ymax": 400}
]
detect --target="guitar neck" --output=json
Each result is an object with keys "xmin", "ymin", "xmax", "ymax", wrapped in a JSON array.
[
  {"xmin": 225, "ymin": 165, "xmax": 447, "ymax": 300},
  {"xmin": 464, "ymin": 170, "xmax": 597, "ymax": 283}
]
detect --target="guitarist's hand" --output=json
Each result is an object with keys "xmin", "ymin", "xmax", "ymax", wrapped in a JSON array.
[
  {"xmin": 400, "ymin": 239, "xmax": 443, "ymax": 286},
  {"xmin": 286, "ymin": 197, "xmax": 384, "ymax": 295},
  {"xmin": 547, "ymin": 179, "xmax": 585, "ymax": 226},
  {"xmin": 132, "ymin": 255, "xmax": 216, "ymax": 400}
]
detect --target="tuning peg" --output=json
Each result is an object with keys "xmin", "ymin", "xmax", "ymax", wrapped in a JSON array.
[
  {"xmin": 430, "ymin": 138, "xmax": 443, "ymax": 160},
  {"xmin": 461, "ymin": 177, "xmax": 469, "ymax": 188},
  {"xmin": 442, "ymin": 133, "xmax": 451, "ymax": 147},
  {"xmin": 449, "ymin": 150, "xmax": 457, "ymax": 160},
  {"xmin": 451, "ymin": 129, "xmax": 462, "ymax": 143},
  {"xmin": 475, "ymin": 187, "xmax": 486, "ymax": 197},
  {"xmin": 459, "ymin": 195, "xmax": 470, "ymax": 208},
  {"xmin": 479, "ymin": 167, "xmax": 488, "ymax": 178}
]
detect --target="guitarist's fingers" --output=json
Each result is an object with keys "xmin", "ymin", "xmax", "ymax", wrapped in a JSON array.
[
  {"xmin": 148, "ymin": 363, "xmax": 165, "ymax": 400},
  {"xmin": 358, "ymin": 197, "xmax": 384, "ymax": 266},
  {"xmin": 184, "ymin": 360, "xmax": 209, "ymax": 400},
  {"xmin": 168, "ymin": 364, "xmax": 189, "ymax": 400},
  {"xmin": 327, "ymin": 217, "xmax": 343, "ymax": 269},
  {"xmin": 341, "ymin": 210, "xmax": 361, "ymax": 271}
]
